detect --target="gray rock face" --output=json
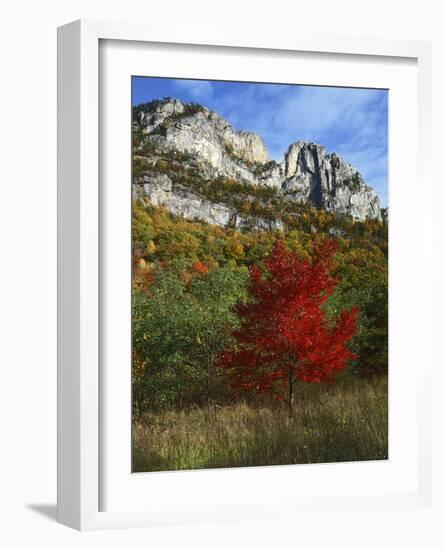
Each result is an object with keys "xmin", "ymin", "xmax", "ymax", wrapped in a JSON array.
[
  {"xmin": 133, "ymin": 173, "xmax": 282, "ymax": 231},
  {"xmin": 283, "ymin": 142, "xmax": 381, "ymax": 221},
  {"xmin": 136, "ymin": 98, "xmax": 185, "ymax": 132},
  {"xmin": 136, "ymin": 100, "xmax": 268, "ymax": 185},
  {"xmin": 134, "ymin": 173, "xmax": 233, "ymax": 227},
  {"xmin": 133, "ymin": 98, "xmax": 382, "ymax": 226}
]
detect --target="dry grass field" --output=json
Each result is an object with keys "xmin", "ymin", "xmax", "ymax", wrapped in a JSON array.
[{"xmin": 132, "ymin": 376, "xmax": 388, "ymax": 472}]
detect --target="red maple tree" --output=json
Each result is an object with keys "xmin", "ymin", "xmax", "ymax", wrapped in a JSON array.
[{"xmin": 225, "ymin": 239, "xmax": 359, "ymax": 416}]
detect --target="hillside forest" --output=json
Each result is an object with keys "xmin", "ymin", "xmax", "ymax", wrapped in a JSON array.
[{"xmin": 131, "ymin": 104, "xmax": 388, "ymax": 472}]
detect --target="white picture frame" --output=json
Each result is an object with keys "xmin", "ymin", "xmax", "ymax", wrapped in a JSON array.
[{"xmin": 57, "ymin": 19, "xmax": 434, "ymax": 531}]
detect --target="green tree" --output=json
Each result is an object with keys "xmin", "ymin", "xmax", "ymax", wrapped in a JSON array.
[
  {"xmin": 353, "ymin": 279, "xmax": 388, "ymax": 376},
  {"xmin": 132, "ymin": 270, "xmax": 200, "ymax": 412},
  {"xmin": 190, "ymin": 266, "xmax": 248, "ymax": 404},
  {"xmin": 132, "ymin": 265, "xmax": 248, "ymax": 413},
  {"xmin": 326, "ymin": 278, "xmax": 388, "ymax": 377}
]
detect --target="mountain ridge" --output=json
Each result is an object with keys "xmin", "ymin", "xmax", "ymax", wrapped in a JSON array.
[{"xmin": 132, "ymin": 97, "xmax": 382, "ymax": 227}]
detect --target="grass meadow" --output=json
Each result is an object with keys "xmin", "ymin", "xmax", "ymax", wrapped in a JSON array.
[{"xmin": 132, "ymin": 376, "xmax": 388, "ymax": 472}]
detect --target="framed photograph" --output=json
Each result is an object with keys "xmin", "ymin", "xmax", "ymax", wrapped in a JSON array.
[{"xmin": 57, "ymin": 19, "xmax": 433, "ymax": 530}]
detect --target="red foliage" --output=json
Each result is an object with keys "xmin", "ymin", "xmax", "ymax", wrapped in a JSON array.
[
  {"xmin": 192, "ymin": 261, "xmax": 209, "ymax": 274},
  {"xmin": 224, "ymin": 239, "xmax": 358, "ymax": 408}
]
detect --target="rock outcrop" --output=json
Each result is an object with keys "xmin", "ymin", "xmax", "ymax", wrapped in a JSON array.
[
  {"xmin": 282, "ymin": 142, "xmax": 381, "ymax": 221},
  {"xmin": 133, "ymin": 98, "xmax": 382, "ymax": 226},
  {"xmin": 135, "ymin": 100, "xmax": 270, "ymax": 186},
  {"xmin": 134, "ymin": 173, "xmax": 283, "ymax": 232}
]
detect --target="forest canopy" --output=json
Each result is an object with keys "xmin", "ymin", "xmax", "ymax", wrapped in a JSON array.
[{"xmin": 132, "ymin": 198, "xmax": 388, "ymax": 416}]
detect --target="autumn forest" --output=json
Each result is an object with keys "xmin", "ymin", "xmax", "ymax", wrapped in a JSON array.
[{"xmin": 131, "ymin": 86, "xmax": 388, "ymax": 472}]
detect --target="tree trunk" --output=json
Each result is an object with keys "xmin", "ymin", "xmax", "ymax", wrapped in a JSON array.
[
  {"xmin": 288, "ymin": 360, "xmax": 294, "ymax": 418},
  {"xmin": 206, "ymin": 356, "xmax": 212, "ymax": 409}
]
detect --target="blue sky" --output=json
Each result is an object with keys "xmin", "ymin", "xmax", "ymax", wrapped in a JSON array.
[{"xmin": 133, "ymin": 77, "xmax": 388, "ymax": 206}]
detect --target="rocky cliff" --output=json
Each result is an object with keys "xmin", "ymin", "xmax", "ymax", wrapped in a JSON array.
[
  {"xmin": 283, "ymin": 142, "xmax": 381, "ymax": 221},
  {"xmin": 133, "ymin": 98, "xmax": 382, "ymax": 228},
  {"xmin": 133, "ymin": 173, "xmax": 283, "ymax": 232}
]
